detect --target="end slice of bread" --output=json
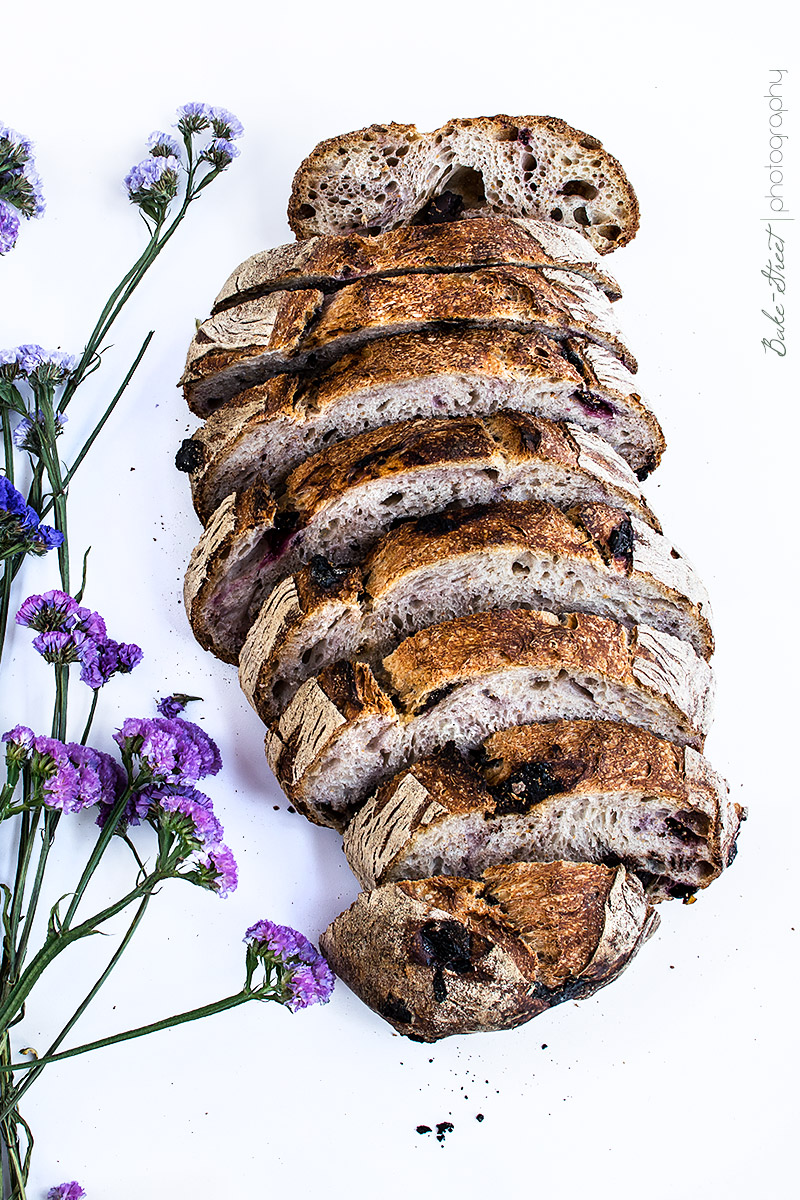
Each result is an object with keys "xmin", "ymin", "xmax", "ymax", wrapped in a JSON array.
[
  {"xmin": 320, "ymin": 861, "xmax": 657, "ymax": 1040},
  {"xmin": 288, "ymin": 115, "xmax": 639, "ymax": 254}
]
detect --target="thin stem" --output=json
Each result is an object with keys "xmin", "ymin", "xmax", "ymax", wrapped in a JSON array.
[
  {"xmin": 0, "ymin": 869, "xmax": 170, "ymax": 1035},
  {"xmin": 52, "ymin": 666, "xmax": 68, "ymax": 742},
  {"xmin": 61, "ymin": 786, "xmax": 133, "ymax": 930},
  {"xmin": 12, "ymin": 811, "xmax": 59, "ymax": 981},
  {"xmin": 4, "ymin": 894, "xmax": 152, "ymax": 1118},
  {"xmin": 2, "ymin": 990, "xmax": 254, "ymax": 1078},
  {"xmin": 80, "ymin": 690, "xmax": 99, "ymax": 746}
]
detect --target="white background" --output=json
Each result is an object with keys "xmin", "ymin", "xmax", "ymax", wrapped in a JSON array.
[{"xmin": 1, "ymin": 2, "xmax": 798, "ymax": 1197}]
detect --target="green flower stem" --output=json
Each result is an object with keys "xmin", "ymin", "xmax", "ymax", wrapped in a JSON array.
[
  {"xmin": 2, "ymin": 807, "xmax": 38, "ymax": 986},
  {"xmin": 3, "ymin": 893, "xmax": 153, "ymax": 1121},
  {"xmin": 52, "ymin": 665, "xmax": 68, "ymax": 742},
  {"xmin": 2, "ymin": 409, "xmax": 14, "ymax": 486},
  {"xmin": 60, "ymin": 785, "xmax": 134, "ymax": 931},
  {"xmin": 62, "ymin": 332, "xmax": 154, "ymax": 490},
  {"xmin": 80, "ymin": 689, "xmax": 99, "ymax": 747},
  {"xmin": 1, "ymin": 988, "xmax": 259, "ymax": 1079},
  {"xmin": 0, "ymin": 868, "xmax": 171, "ymax": 1036},
  {"xmin": 11, "ymin": 810, "xmax": 59, "ymax": 982}
]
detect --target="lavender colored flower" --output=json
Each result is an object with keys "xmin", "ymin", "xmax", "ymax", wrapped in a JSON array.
[
  {"xmin": 30, "ymin": 736, "xmax": 124, "ymax": 815},
  {"xmin": 0, "ymin": 198, "xmax": 19, "ymax": 254},
  {"xmin": 47, "ymin": 1182, "xmax": 86, "ymax": 1200},
  {"xmin": 175, "ymin": 102, "xmax": 211, "ymax": 134},
  {"xmin": 201, "ymin": 138, "xmax": 240, "ymax": 169},
  {"xmin": 146, "ymin": 130, "xmax": 182, "ymax": 158},
  {"xmin": 114, "ymin": 716, "xmax": 221, "ymax": 785},
  {"xmin": 244, "ymin": 919, "xmax": 334, "ymax": 1010},
  {"xmin": 156, "ymin": 693, "xmax": 189, "ymax": 719},
  {"xmin": 74, "ymin": 605, "xmax": 107, "ymax": 642},
  {"xmin": 199, "ymin": 844, "xmax": 238, "ymax": 897},
  {"xmin": 32, "ymin": 628, "xmax": 88, "ymax": 665},
  {"xmin": 16, "ymin": 590, "xmax": 78, "ymax": 631},
  {"xmin": 2, "ymin": 724, "xmax": 34, "ymax": 765},
  {"xmin": 13, "ymin": 410, "xmax": 68, "ymax": 452},
  {"xmin": 151, "ymin": 789, "xmax": 224, "ymax": 849},
  {"xmin": 209, "ymin": 107, "xmax": 244, "ymax": 140}
]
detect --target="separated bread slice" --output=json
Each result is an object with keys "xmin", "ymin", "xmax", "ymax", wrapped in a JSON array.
[
  {"xmin": 185, "ymin": 412, "xmax": 658, "ymax": 665},
  {"xmin": 289, "ymin": 115, "xmax": 639, "ymax": 255},
  {"xmin": 319, "ymin": 861, "xmax": 657, "ymax": 1041},
  {"xmin": 265, "ymin": 611, "xmax": 714, "ymax": 829},
  {"xmin": 343, "ymin": 723, "xmax": 742, "ymax": 902},
  {"xmin": 240, "ymin": 499, "xmax": 712, "ymax": 723},
  {"xmin": 212, "ymin": 216, "xmax": 622, "ymax": 311},
  {"xmin": 182, "ymin": 265, "xmax": 636, "ymax": 416},
  {"xmin": 179, "ymin": 330, "xmax": 662, "ymax": 524}
]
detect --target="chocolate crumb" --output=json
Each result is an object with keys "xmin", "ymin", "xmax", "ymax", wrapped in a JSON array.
[{"xmin": 416, "ymin": 1125, "xmax": 431, "ymax": 1135}]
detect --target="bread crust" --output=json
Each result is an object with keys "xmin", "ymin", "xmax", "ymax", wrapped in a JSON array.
[
  {"xmin": 184, "ymin": 328, "xmax": 663, "ymax": 522},
  {"xmin": 212, "ymin": 216, "xmax": 623, "ymax": 310},
  {"xmin": 181, "ymin": 264, "xmax": 636, "ymax": 415},
  {"xmin": 288, "ymin": 115, "xmax": 639, "ymax": 255},
  {"xmin": 185, "ymin": 411, "xmax": 657, "ymax": 665},
  {"xmin": 319, "ymin": 861, "xmax": 656, "ymax": 1040},
  {"xmin": 266, "ymin": 611, "xmax": 714, "ymax": 829},
  {"xmin": 239, "ymin": 498, "xmax": 713, "ymax": 723},
  {"xmin": 342, "ymin": 723, "xmax": 742, "ymax": 900}
]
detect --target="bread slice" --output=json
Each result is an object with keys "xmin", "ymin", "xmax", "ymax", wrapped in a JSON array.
[
  {"xmin": 212, "ymin": 215, "xmax": 623, "ymax": 311},
  {"xmin": 265, "ymin": 610, "xmax": 714, "ymax": 829},
  {"xmin": 182, "ymin": 265, "xmax": 636, "ymax": 416},
  {"xmin": 180, "ymin": 329, "xmax": 662, "ymax": 524},
  {"xmin": 343, "ymin": 723, "xmax": 742, "ymax": 902},
  {"xmin": 288, "ymin": 115, "xmax": 639, "ymax": 255},
  {"xmin": 240, "ymin": 499, "xmax": 712, "ymax": 722},
  {"xmin": 319, "ymin": 861, "xmax": 657, "ymax": 1040},
  {"xmin": 184, "ymin": 412, "xmax": 658, "ymax": 665}
]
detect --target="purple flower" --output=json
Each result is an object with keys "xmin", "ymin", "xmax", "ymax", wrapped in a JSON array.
[
  {"xmin": 201, "ymin": 138, "xmax": 239, "ymax": 169},
  {"xmin": 13, "ymin": 411, "xmax": 68, "ymax": 452},
  {"xmin": 32, "ymin": 628, "xmax": 88, "ymax": 665},
  {"xmin": 114, "ymin": 716, "xmax": 221, "ymax": 785},
  {"xmin": 124, "ymin": 156, "xmax": 179, "ymax": 218},
  {"xmin": 151, "ymin": 789, "xmax": 224, "ymax": 848},
  {"xmin": 244, "ymin": 919, "xmax": 334, "ymax": 1010},
  {"xmin": 2, "ymin": 724, "xmax": 34, "ymax": 764},
  {"xmin": 31, "ymin": 737, "xmax": 124, "ymax": 814},
  {"xmin": 0, "ymin": 198, "xmax": 19, "ymax": 254},
  {"xmin": 146, "ymin": 130, "xmax": 182, "ymax": 158},
  {"xmin": 156, "ymin": 693, "xmax": 201, "ymax": 719},
  {"xmin": 82, "ymin": 637, "xmax": 143, "ymax": 688},
  {"xmin": 16, "ymin": 590, "xmax": 78, "ymax": 631},
  {"xmin": 199, "ymin": 844, "xmax": 238, "ymax": 897},
  {"xmin": 209, "ymin": 107, "xmax": 244, "ymax": 140},
  {"xmin": 175, "ymin": 102, "xmax": 211, "ymax": 134},
  {"xmin": 47, "ymin": 1183, "xmax": 86, "ymax": 1200},
  {"xmin": 0, "ymin": 484, "xmax": 61, "ymax": 558}
]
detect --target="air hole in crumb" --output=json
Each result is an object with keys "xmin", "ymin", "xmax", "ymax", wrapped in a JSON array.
[
  {"xmin": 550, "ymin": 208, "xmax": 563, "ymax": 222},
  {"xmin": 381, "ymin": 491, "xmax": 404, "ymax": 505}
]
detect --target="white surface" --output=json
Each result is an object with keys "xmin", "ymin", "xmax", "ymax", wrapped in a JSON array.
[{"xmin": 1, "ymin": 3, "xmax": 798, "ymax": 1197}]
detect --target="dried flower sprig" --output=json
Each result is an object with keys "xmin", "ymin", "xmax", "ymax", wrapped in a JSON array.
[{"xmin": 0, "ymin": 103, "xmax": 333, "ymax": 1200}]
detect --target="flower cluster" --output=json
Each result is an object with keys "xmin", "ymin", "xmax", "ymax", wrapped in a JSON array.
[
  {"xmin": 0, "ymin": 344, "xmax": 76, "ymax": 386},
  {"xmin": 244, "ymin": 919, "xmax": 335, "ymax": 1012},
  {"xmin": 47, "ymin": 1184, "xmax": 86, "ymax": 1200},
  {"xmin": 0, "ymin": 122, "xmax": 44, "ymax": 254},
  {"xmin": 125, "ymin": 103, "xmax": 242, "ymax": 223},
  {"xmin": 0, "ymin": 476, "xmax": 63, "ymax": 558},
  {"xmin": 16, "ymin": 591, "xmax": 142, "ymax": 688},
  {"xmin": 2, "ymin": 726, "xmax": 125, "ymax": 814},
  {"xmin": 114, "ymin": 715, "xmax": 221, "ymax": 785}
]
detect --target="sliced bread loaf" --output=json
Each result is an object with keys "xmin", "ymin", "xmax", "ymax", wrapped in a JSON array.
[
  {"xmin": 343, "ymin": 723, "xmax": 741, "ymax": 901},
  {"xmin": 180, "ymin": 329, "xmax": 662, "ymax": 523},
  {"xmin": 319, "ymin": 861, "xmax": 657, "ymax": 1040},
  {"xmin": 265, "ymin": 610, "xmax": 714, "ymax": 829},
  {"xmin": 212, "ymin": 216, "xmax": 622, "ymax": 310},
  {"xmin": 288, "ymin": 115, "xmax": 639, "ymax": 254},
  {"xmin": 184, "ymin": 412, "xmax": 657, "ymax": 665},
  {"xmin": 240, "ymin": 499, "xmax": 712, "ymax": 722},
  {"xmin": 182, "ymin": 264, "xmax": 636, "ymax": 415}
]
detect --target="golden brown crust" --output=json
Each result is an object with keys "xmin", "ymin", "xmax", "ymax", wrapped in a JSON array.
[
  {"xmin": 385, "ymin": 609, "xmax": 634, "ymax": 713},
  {"xmin": 319, "ymin": 861, "xmax": 655, "ymax": 1040},
  {"xmin": 212, "ymin": 216, "xmax": 623, "ymax": 310}
]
